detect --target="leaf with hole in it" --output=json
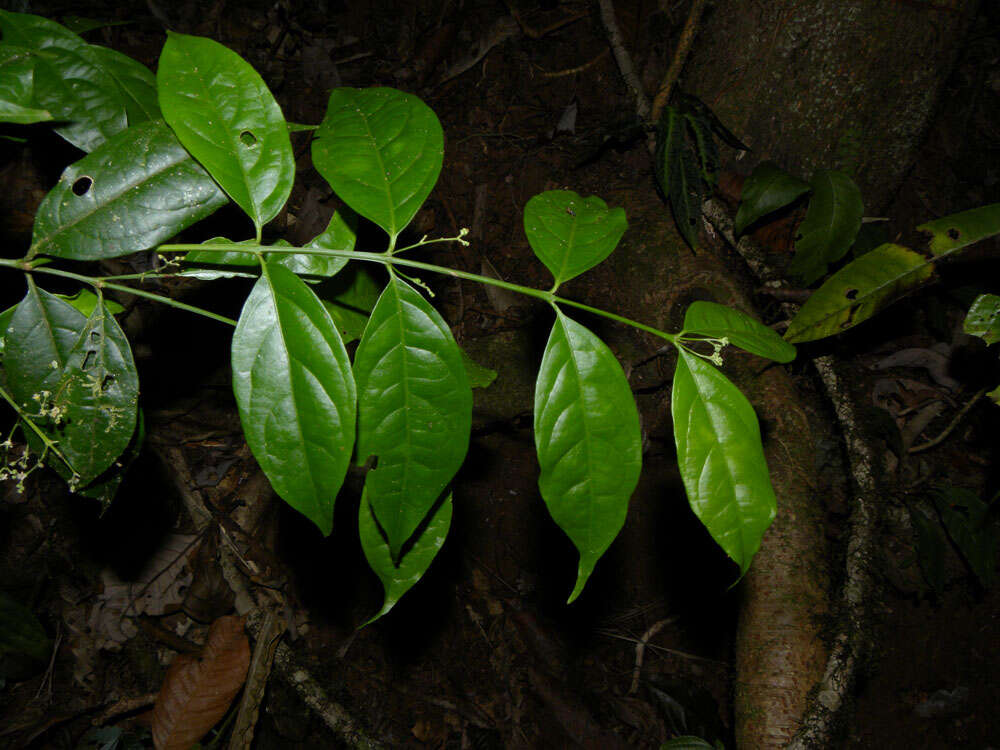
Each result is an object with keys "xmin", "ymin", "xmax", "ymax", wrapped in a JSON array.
[
  {"xmin": 788, "ymin": 169, "xmax": 864, "ymax": 285},
  {"xmin": 359, "ymin": 490, "xmax": 452, "ymax": 626},
  {"xmin": 655, "ymin": 106, "xmax": 704, "ymax": 250},
  {"xmin": 964, "ymin": 294, "xmax": 1000, "ymax": 345},
  {"xmin": 152, "ymin": 615, "xmax": 250, "ymax": 750},
  {"xmin": 534, "ymin": 310, "xmax": 642, "ymax": 602},
  {"xmin": 158, "ymin": 32, "xmax": 293, "ymax": 233},
  {"xmin": 672, "ymin": 349, "xmax": 776, "ymax": 575},
  {"xmin": 274, "ymin": 207, "xmax": 357, "ymax": 280},
  {"xmin": 353, "ymin": 275, "xmax": 472, "ymax": 559},
  {"xmin": 784, "ymin": 243, "xmax": 934, "ymax": 343},
  {"xmin": 523, "ymin": 190, "xmax": 627, "ymax": 290},
  {"xmin": 682, "ymin": 301, "xmax": 796, "ymax": 363},
  {"xmin": 30, "ymin": 119, "xmax": 228, "ymax": 261},
  {"xmin": 45, "ymin": 299, "xmax": 139, "ymax": 486},
  {"xmin": 232, "ymin": 261, "xmax": 356, "ymax": 536},
  {"xmin": 918, "ymin": 202, "xmax": 1000, "ymax": 257},
  {"xmin": 733, "ymin": 161, "xmax": 810, "ymax": 237},
  {"xmin": 312, "ymin": 87, "xmax": 443, "ymax": 242}
]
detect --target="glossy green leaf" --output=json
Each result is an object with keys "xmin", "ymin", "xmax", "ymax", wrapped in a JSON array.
[
  {"xmin": 918, "ymin": 202, "xmax": 1000, "ymax": 257},
  {"xmin": 0, "ymin": 45, "xmax": 50, "ymax": 123},
  {"xmin": 84, "ymin": 45, "xmax": 160, "ymax": 124},
  {"xmin": 733, "ymin": 161, "xmax": 810, "ymax": 236},
  {"xmin": 57, "ymin": 289, "xmax": 124, "ymax": 317},
  {"xmin": 30, "ymin": 119, "xmax": 228, "ymax": 261},
  {"xmin": 353, "ymin": 275, "xmax": 472, "ymax": 558},
  {"xmin": 0, "ymin": 10, "xmax": 83, "ymax": 50},
  {"xmin": 0, "ymin": 593, "xmax": 50, "ymax": 664},
  {"xmin": 0, "ymin": 96, "xmax": 51, "ymax": 123},
  {"xmin": 232, "ymin": 260, "xmax": 356, "ymax": 535},
  {"xmin": 784, "ymin": 243, "xmax": 934, "ymax": 343},
  {"xmin": 964, "ymin": 294, "xmax": 1000, "ymax": 345},
  {"xmin": 655, "ymin": 106, "xmax": 703, "ymax": 250},
  {"xmin": 461, "ymin": 349, "xmax": 497, "ymax": 389},
  {"xmin": 43, "ymin": 299, "xmax": 139, "ymax": 486},
  {"xmin": 4, "ymin": 281, "xmax": 87, "ymax": 414},
  {"xmin": 671, "ymin": 349, "xmax": 776, "ymax": 575},
  {"xmin": 523, "ymin": 190, "xmax": 627, "ymax": 289},
  {"xmin": 158, "ymin": 32, "xmax": 294, "ymax": 232},
  {"xmin": 534, "ymin": 310, "xmax": 642, "ymax": 602},
  {"xmin": 312, "ymin": 87, "xmax": 443, "ymax": 241},
  {"xmin": 319, "ymin": 264, "xmax": 384, "ymax": 343},
  {"xmin": 682, "ymin": 301, "xmax": 795, "ymax": 363},
  {"xmin": 274, "ymin": 208, "xmax": 356, "ymax": 279},
  {"xmin": 358, "ymin": 490, "xmax": 452, "ymax": 625},
  {"xmin": 788, "ymin": 169, "xmax": 864, "ymax": 284}
]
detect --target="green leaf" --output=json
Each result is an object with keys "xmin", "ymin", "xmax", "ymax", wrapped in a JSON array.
[
  {"xmin": 784, "ymin": 243, "xmax": 934, "ymax": 343},
  {"xmin": 0, "ymin": 593, "xmax": 50, "ymax": 664},
  {"xmin": 681, "ymin": 301, "xmax": 796, "ymax": 363},
  {"xmin": 671, "ymin": 349, "xmax": 776, "ymax": 575},
  {"xmin": 0, "ymin": 46, "xmax": 51, "ymax": 123},
  {"xmin": 180, "ymin": 237, "xmax": 259, "ymax": 280},
  {"xmin": 5, "ymin": 281, "xmax": 87, "ymax": 413},
  {"xmin": 358, "ymin": 490, "xmax": 452, "ymax": 625},
  {"xmin": 84, "ymin": 45, "xmax": 160, "ymax": 124},
  {"xmin": 0, "ymin": 10, "xmax": 83, "ymax": 50},
  {"xmin": 274, "ymin": 207, "xmax": 356, "ymax": 279},
  {"xmin": 319, "ymin": 264, "xmax": 384, "ymax": 343},
  {"xmin": 684, "ymin": 113, "xmax": 720, "ymax": 187},
  {"xmin": 918, "ymin": 203, "xmax": 1000, "ymax": 257},
  {"xmin": 655, "ymin": 106, "xmax": 703, "ymax": 250},
  {"xmin": 61, "ymin": 16, "xmax": 132, "ymax": 35},
  {"xmin": 43, "ymin": 299, "xmax": 139, "ymax": 486},
  {"xmin": 733, "ymin": 162, "xmax": 810, "ymax": 237},
  {"xmin": 157, "ymin": 31, "xmax": 294, "ymax": 233},
  {"xmin": 57, "ymin": 289, "xmax": 124, "ymax": 317},
  {"xmin": 675, "ymin": 92, "xmax": 748, "ymax": 150},
  {"xmin": 523, "ymin": 190, "xmax": 628, "ymax": 289},
  {"xmin": 353, "ymin": 275, "xmax": 472, "ymax": 559},
  {"xmin": 964, "ymin": 294, "xmax": 1000, "ymax": 345},
  {"xmin": 0, "ymin": 96, "xmax": 51, "ymax": 124},
  {"xmin": 30, "ymin": 119, "xmax": 228, "ymax": 261},
  {"xmin": 232, "ymin": 260, "xmax": 356, "ymax": 535},
  {"xmin": 788, "ymin": 169, "xmax": 864, "ymax": 285},
  {"xmin": 461, "ymin": 349, "xmax": 497, "ymax": 389},
  {"xmin": 534, "ymin": 310, "xmax": 642, "ymax": 602},
  {"xmin": 312, "ymin": 87, "xmax": 443, "ymax": 242},
  {"xmin": 660, "ymin": 737, "xmax": 718, "ymax": 750}
]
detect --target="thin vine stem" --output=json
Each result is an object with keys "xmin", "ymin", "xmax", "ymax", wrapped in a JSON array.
[
  {"xmin": 156, "ymin": 242, "xmax": 677, "ymax": 343},
  {"xmin": 0, "ymin": 258, "xmax": 237, "ymax": 326}
]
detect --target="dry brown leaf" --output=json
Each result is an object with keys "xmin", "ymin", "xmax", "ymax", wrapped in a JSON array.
[{"xmin": 152, "ymin": 615, "xmax": 251, "ymax": 750}]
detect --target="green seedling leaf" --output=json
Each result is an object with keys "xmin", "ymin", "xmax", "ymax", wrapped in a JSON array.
[
  {"xmin": 358, "ymin": 490, "xmax": 452, "ymax": 625},
  {"xmin": 929, "ymin": 484, "xmax": 998, "ymax": 589},
  {"xmin": 733, "ymin": 162, "xmax": 810, "ymax": 237},
  {"xmin": 964, "ymin": 294, "xmax": 1000, "ymax": 345},
  {"xmin": 784, "ymin": 243, "xmax": 934, "ymax": 343},
  {"xmin": 5, "ymin": 281, "xmax": 87, "ymax": 413},
  {"xmin": 275, "ymin": 207, "xmax": 356, "ymax": 279},
  {"xmin": 319, "ymin": 264, "xmax": 384, "ymax": 343},
  {"xmin": 84, "ymin": 45, "xmax": 160, "ymax": 124},
  {"xmin": 49, "ymin": 300, "xmax": 139, "ymax": 486},
  {"xmin": 353, "ymin": 275, "xmax": 472, "ymax": 559},
  {"xmin": 232, "ymin": 261, "xmax": 356, "ymax": 535},
  {"xmin": 31, "ymin": 119, "xmax": 228, "ymax": 261},
  {"xmin": 158, "ymin": 31, "xmax": 294, "ymax": 233},
  {"xmin": 57, "ymin": 289, "xmax": 124, "ymax": 317},
  {"xmin": 312, "ymin": 87, "xmax": 443, "ymax": 242},
  {"xmin": 671, "ymin": 349, "xmax": 776, "ymax": 576},
  {"xmin": 655, "ymin": 106, "xmax": 703, "ymax": 250},
  {"xmin": 534, "ymin": 310, "xmax": 642, "ymax": 602},
  {"xmin": 788, "ymin": 169, "xmax": 864, "ymax": 285},
  {"xmin": 523, "ymin": 190, "xmax": 627, "ymax": 289},
  {"xmin": 918, "ymin": 202, "xmax": 1000, "ymax": 257},
  {"xmin": 0, "ymin": 593, "xmax": 50, "ymax": 664},
  {"xmin": 461, "ymin": 349, "xmax": 497, "ymax": 389},
  {"xmin": 681, "ymin": 301, "xmax": 795, "ymax": 363}
]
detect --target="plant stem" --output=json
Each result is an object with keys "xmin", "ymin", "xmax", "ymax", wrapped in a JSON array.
[
  {"xmin": 0, "ymin": 258, "xmax": 237, "ymax": 326},
  {"xmin": 157, "ymin": 242, "xmax": 677, "ymax": 343}
]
